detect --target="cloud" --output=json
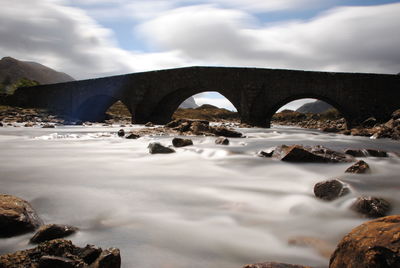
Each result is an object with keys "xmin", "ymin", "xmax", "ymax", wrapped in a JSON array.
[{"xmin": 138, "ymin": 3, "xmax": 400, "ymax": 74}]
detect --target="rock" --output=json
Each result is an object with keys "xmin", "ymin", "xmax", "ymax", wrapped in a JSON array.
[
  {"xmin": 211, "ymin": 126, "xmax": 242, "ymax": 137},
  {"xmin": 350, "ymin": 196, "xmax": 391, "ymax": 218},
  {"xmin": 273, "ymin": 145, "xmax": 353, "ymax": 163},
  {"xmin": 392, "ymin": 109, "xmax": 400, "ymax": 120},
  {"xmin": 0, "ymin": 122, "xmax": 3, "ymax": 127},
  {"xmin": 148, "ymin": 142, "xmax": 175, "ymax": 154},
  {"xmin": 125, "ymin": 133, "xmax": 140, "ymax": 139},
  {"xmin": 361, "ymin": 117, "xmax": 377, "ymax": 128},
  {"xmin": 321, "ymin": 126, "xmax": 340, "ymax": 133},
  {"xmin": 314, "ymin": 179, "xmax": 349, "ymax": 201},
  {"xmin": 165, "ymin": 119, "xmax": 186, "ymax": 128},
  {"xmin": 288, "ymin": 236, "xmax": 334, "ymax": 259},
  {"xmin": 145, "ymin": 122, "xmax": 154, "ymax": 127},
  {"xmin": 366, "ymin": 149, "xmax": 388, "ymax": 157},
  {"xmin": 172, "ymin": 137, "xmax": 193, "ymax": 147},
  {"xmin": 190, "ymin": 121, "xmax": 210, "ymax": 134},
  {"xmin": 215, "ymin": 137, "xmax": 229, "ymax": 145},
  {"xmin": 345, "ymin": 160, "xmax": 370, "ymax": 174},
  {"xmin": 117, "ymin": 129, "xmax": 125, "ymax": 137},
  {"xmin": 0, "ymin": 194, "xmax": 42, "ymax": 237},
  {"xmin": 41, "ymin": 124, "xmax": 55, "ymax": 128},
  {"xmin": 90, "ymin": 248, "xmax": 121, "ymax": 268},
  {"xmin": 344, "ymin": 149, "xmax": 366, "ymax": 157},
  {"xmin": 24, "ymin": 122, "xmax": 35, "ymax": 127},
  {"xmin": 242, "ymin": 262, "xmax": 311, "ymax": 268},
  {"xmin": 30, "ymin": 224, "xmax": 78, "ymax": 244},
  {"xmin": 350, "ymin": 128, "xmax": 373, "ymax": 137},
  {"xmin": 0, "ymin": 239, "xmax": 121, "ymax": 268},
  {"xmin": 258, "ymin": 150, "xmax": 274, "ymax": 157},
  {"xmin": 329, "ymin": 215, "xmax": 400, "ymax": 268},
  {"xmin": 344, "ymin": 148, "xmax": 387, "ymax": 157}
]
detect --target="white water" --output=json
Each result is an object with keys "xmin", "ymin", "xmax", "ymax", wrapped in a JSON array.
[{"xmin": 0, "ymin": 125, "xmax": 399, "ymax": 268}]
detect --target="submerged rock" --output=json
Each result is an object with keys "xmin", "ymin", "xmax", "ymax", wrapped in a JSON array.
[
  {"xmin": 172, "ymin": 137, "xmax": 193, "ymax": 147},
  {"xmin": 242, "ymin": 262, "xmax": 311, "ymax": 268},
  {"xmin": 0, "ymin": 239, "xmax": 121, "ymax": 268},
  {"xmin": 258, "ymin": 150, "xmax": 274, "ymax": 158},
  {"xmin": 148, "ymin": 142, "xmax": 175, "ymax": 154},
  {"xmin": 350, "ymin": 196, "xmax": 391, "ymax": 218},
  {"xmin": 366, "ymin": 149, "xmax": 388, "ymax": 157},
  {"xmin": 125, "ymin": 133, "xmax": 140, "ymax": 139},
  {"xmin": 330, "ymin": 215, "xmax": 400, "ymax": 268},
  {"xmin": 345, "ymin": 160, "xmax": 370, "ymax": 174},
  {"xmin": 41, "ymin": 124, "xmax": 55, "ymax": 128},
  {"xmin": 0, "ymin": 194, "xmax": 42, "ymax": 237},
  {"xmin": 117, "ymin": 129, "xmax": 125, "ymax": 137},
  {"xmin": 314, "ymin": 179, "xmax": 349, "ymax": 201},
  {"xmin": 344, "ymin": 148, "xmax": 388, "ymax": 157},
  {"xmin": 273, "ymin": 145, "xmax": 353, "ymax": 163},
  {"xmin": 215, "ymin": 137, "xmax": 229, "ymax": 145},
  {"xmin": 30, "ymin": 224, "xmax": 78, "ymax": 244}
]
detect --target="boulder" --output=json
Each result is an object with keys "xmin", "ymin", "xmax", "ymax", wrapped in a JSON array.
[
  {"xmin": 41, "ymin": 124, "xmax": 55, "ymax": 128},
  {"xmin": 125, "ymin": 133, "xmax": 140, "ymax": 139},
  {"xmin": 273, "ymin": 145, "xmax": 353, "ymax": 163},
  {"xmin": 0, "ymin": 194, "xmax": 42, "ymax": 237},
  {"xmin": 24, "ymin": 122, "xmax": 35, "ymax": 127},
  {"xmin": 117, "ymin": 129, "xmax": 125, "ymax": 137},
  {"xmin": 392, "ymin": 109, "xmax": 400, "ymax": 120},
  {"xmin": 361, "ymin": 117, "xmax": 377, "ymax": 128},
  {"xmin": 148, "ymin": 142, "xmax": 175, "ymax": 154},
  {"xmin": 211, "ymin": 126, "xmax": 242, "ymax": 137},
  {"xmin": 366, "ymin": 149, "xmax": 388, "ymax": 157},
  {"xmin": 172, "ymin": 137, "xmax": 193, "ymax": 147},
  {"xmin": 345, "ymin": 160, "xmax": 370, "ymax": 174},
  {"xmin": 145, "ymin": 122, "xmax": 154, "ymax": 127},
  {"xmin": 314, "ymin": 179, "xmax": 349, "ymax": 201},
  {"xmin": 30, "ymin": 224, "xmax": 78, "ymax": 244},
  {"xmin": 350, "ymin": 196, "xmax": 391, "ymax": 218},
  {"xmin": 215, "ymin": 137, "xmax": 229, "ymax": 145},
  {"xmin": 344, "ymin": 148, "xmax": 387, "ymax": 157},
  {"xmin": 0, "ymin": 239, "xmax": 121, "ymax": 268},
  {"xmin": 258, "ymin": 150, "xmax": 274, "ymax": 158},
  {"xmin": 329, "ymin": 215, "xmax": 400, "ymax": 268},
  {"xmin": 242, "ymin": 262, "xmax": 311, "ymax": 268},
  {"xmin": 190, "ymin": 121, "xmax": 210, "ymax": 134}
]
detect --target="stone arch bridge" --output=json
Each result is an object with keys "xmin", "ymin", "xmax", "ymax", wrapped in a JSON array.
[{"xmin": 7, "ymin": 66, "xmax": 400, "ymax": 127}]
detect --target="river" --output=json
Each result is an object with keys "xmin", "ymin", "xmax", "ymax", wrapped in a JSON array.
[{"xmin": 0, "ymin": 124, "xmax": 399, "ymax": 267}]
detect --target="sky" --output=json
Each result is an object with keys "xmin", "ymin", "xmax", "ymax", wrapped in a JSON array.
[{"xmin": 1, "ymin": 0, "xmax": 399, "ymax": 110}]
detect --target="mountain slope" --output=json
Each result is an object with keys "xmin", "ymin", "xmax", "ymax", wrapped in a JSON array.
[
  {"xmin": 0, "ymin": 56, "xmax": 74, "ymax": 85},
  {"xmin": 296, "ymin": 100, "xmax": 334, "ymax": 114},
  {"xmin": 180, "ymin": 96, "xmax": 198, "ymax": 108}
]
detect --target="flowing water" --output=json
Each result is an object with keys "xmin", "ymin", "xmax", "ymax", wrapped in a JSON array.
[{"xmin": 0, "ymin": 125, "xmax": 400, "ymax": 268}]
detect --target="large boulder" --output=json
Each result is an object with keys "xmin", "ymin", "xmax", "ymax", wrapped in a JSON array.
[
  {"xmin": 148, "ymin": 142, "xmax": 175, "ymax": 154},
  {"xmin": 273, "ymin": 145, "xmax": 353, "ymax": 163},
  {"xmin": 172, "ymin": 137, "xmax": 193, "ymax": 147},
  {"xmin": 30, "ymin": 224, "xmax": 78, "ymax": 244},
  {"xmin": 0, "ymin": 239, "xmax": 121, "ymax": 268},
  {"xmin": 0, "ymin": 194, "xmax": 42, "ymax": 237},
  {"xmin": 329, "ymin": 215, "xmax": 400, "ymax": 268}
]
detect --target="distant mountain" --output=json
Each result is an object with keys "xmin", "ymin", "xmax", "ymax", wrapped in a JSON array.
[
  {"xmin": 0, "ymin": 56, "xmax": 74, "ymax": 86},
  {"xmin": 179, "ymin": 96, "xmax": 198, "ymax": 108},
  {"xmin": 296, "ymin": 100, "xmax": 334, "ymax": 113}
]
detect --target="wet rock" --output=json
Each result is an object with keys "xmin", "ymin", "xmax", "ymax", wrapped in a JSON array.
[
  {"xmin": 361, "ymin": 117, "xmax": 377, "ymax": 128},
  {"xmin": 165, "ymin": 119, "xmax": 186, "ymax": 128},
  {"xmin": 30, "ymin": 224, "xmax": 78, "ymax": 244},
  {"xmin": 242, "ymin": 262, "xmax": 311, "ymax": 268},
  {"xmin": 211, "ymin": 126, "xmax": 242, "ymax": 137},
  {"xmin": 344, "ymin": 149, "xmax": 366, "ymax": 157},
  {"xmin": 145, "ymin": 122, "xmax": 154, "ymax": 127},
  {"xmin": 190, "ymin": 121, "xmax": 210, "ymax": 134},
  {"xmin": 314, "ymin": 179, "xmax": 349, "ymax": 201},
  {"xmin": 330, "ymin": 215, "xmax": 400, "ymax": 268},
  {"xmin": 344, "ymin": 148, "xmax": 387, "ymax": 157},
  {"xmin": 215, "ymin": 137, "xmax": 229, "ymax": 145},
  {"xmin": 0, "ymin": 194, "xmax": 43, "ymax": 237},
  {"xmin": 148, "ymin": 142, "xmax": 175, "ymax": 154},
  {"xmin": 41, "ymin": 124, "xmax": 55, "ymax": 128},
  {"xmin": 273, "ymin": 145, "xmax": 353, "ymax": 163},
  {"xmin": 350, "ymin": 128, "xmax": 373, "ymax": 137},
  {"xmin": 125, "ymin": 133, "xmax": 140, "ymax": 139},
  {"xmin": 0, "ymin": 122, "xmax": 3, "ymax": 127},
  {"xmin": 366, "ymin": 149, "xmax": 388, "ymax": 157},
  {"xmin": 392, "ymin": 109, "xmax": 400, "ymax": 120},
  {"xmin": 350, "ymin": 196, "xmax": 391, "ymax": 218},
  {"xmin": 24, "ymin": 122, "xmax": 35, "ymax": 127},
  {"xmin": 321, "ymin": 126, "xmax": 340, "ymax": 133},
  {"xmin": 117, "ymin": 129, "xmax": 125, "ymax": 137},
  {"xmin": 0, "ymin": 239, "xmax": 121, "ymax": 268},
  {"xmin": 172, "ymin": 137, "xmax": 193, "ymax": 147},
  {"xmin": 258, "ymin": 150, "xmax": 274, "ymax": 157},
  {"xmin": 345, "ymin": 160, "xmax": 370, "ymax": 174}
]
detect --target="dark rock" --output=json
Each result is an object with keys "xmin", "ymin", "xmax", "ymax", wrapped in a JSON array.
[
  {"xmin": 0, "ymin": 239, "xmax": 121, "ymax": 268},
  {"xmin": 344, "ymin": 149, "xmax": 366, "ymax": 157},
  {"xmin": 117, "ymin": 129, "xmax": 125, "ymax": 137},
  {"xmin": 366, "ymin": 149, "xmax": 388, "ymax": 157},
  {"xmin": 172, "ymin": 137, "xmax": 193, "ymax": 147},
  {"xmin": 145, "ymin": 122, "xmax": 154, "ymax": 127},
  {"xmin": 345, "ymin": 160, "xmax": 370, "ymax": 174},
  {"xmin": 41, "ymin": 124, "xmax": 55, "ymax": 128},
  {"xmin": 190, "ymin": 121, "xmax": 210, "ymax": 134},
  {"xmin": 148, "ymin": 142, "xmax": 175, "ymax": 154},
  {"xmin": 321, "ymin": 126, "xmax": 340, "ymax": 133},
  {"xmin": 330, "ymin": 215, "xmax": 400, "ymax": 268},
  {"xmin": 258, "ymin": 150, "xmax": 274, "ymax": 157},
  {"xmin": 24, "ymin": 122, "xmax": 35, "ymax": 127},
  {"xmin": 350, "ymin": 128, "xmax": 373, "ymax": 137},
  {"xmin": 125, "ymin": 133, "xmax": 140, "ymax": 139},
  {"xmin": 0, "ymin": 194, "xmax": 43, "ymax": 237},
  {"xmin": 215, "ymin": 137, "xmax": 229, "ymax": 145},
  {"xmin": 165, "ymin": 119, "xmax": 186, "ymax": 128},
  {"xmin": 350, "ymin": 196, "xmax": 391, "ymax": 218},
  {"xmin": 273, "ymin": 145, "xmax": 353, "ymax": 163},
  {"xmin": 91, "ymin": 248, "xmax": 121, "ymax": 268},
  {"xmin": 314, "ymin": 179, "xmax": 349, "ymax": 201},
  {"xmin": 0, "ymin": 122, "xmax": 2, "ymax": 127},
  {"xmin": 211, "ymin": 126, "xmax": 242, "ymax": 137},
  {"xmin": 38, "ymin": 255, "xmax": 80, "ymax": 268},
  {"xmin": 392, "ymin": 109, "xmax": 400, "ymax": 120},
  {"xmin": 242, "ymin": 262, "xmax": 311, "ymax": 268},
  {"xmin": 30, "ymin": 224, "xmax": 78, "ymax": 244},
  {"xmin": 362, "ymin": 117, "xmax": 377, "ymax": 128}
]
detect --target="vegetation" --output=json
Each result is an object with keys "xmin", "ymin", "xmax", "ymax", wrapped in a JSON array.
[
  {"xmin": 0, "ymin": 77, "xmax": 39, "ymax": 95},
  {"xmin": 172, "ymin": 104, "xmax": 239, "ymax": 121}
]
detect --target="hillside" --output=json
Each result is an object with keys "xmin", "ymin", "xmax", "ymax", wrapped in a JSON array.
[
  {"xmin": 296, "ymin": 100, "xmax": 333, "ymax": 114},
  {"xmin": 173, "ymin": 104, "xmax": 239, "ymax": 121},
  {"xmin": 0, "ymin": 56, "xmax": 74, "ymax": 86}
]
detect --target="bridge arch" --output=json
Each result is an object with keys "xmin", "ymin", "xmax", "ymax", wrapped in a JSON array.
[{"xmin": 73, "ymin": 94, "xmax": 132, "ymax": 122}]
